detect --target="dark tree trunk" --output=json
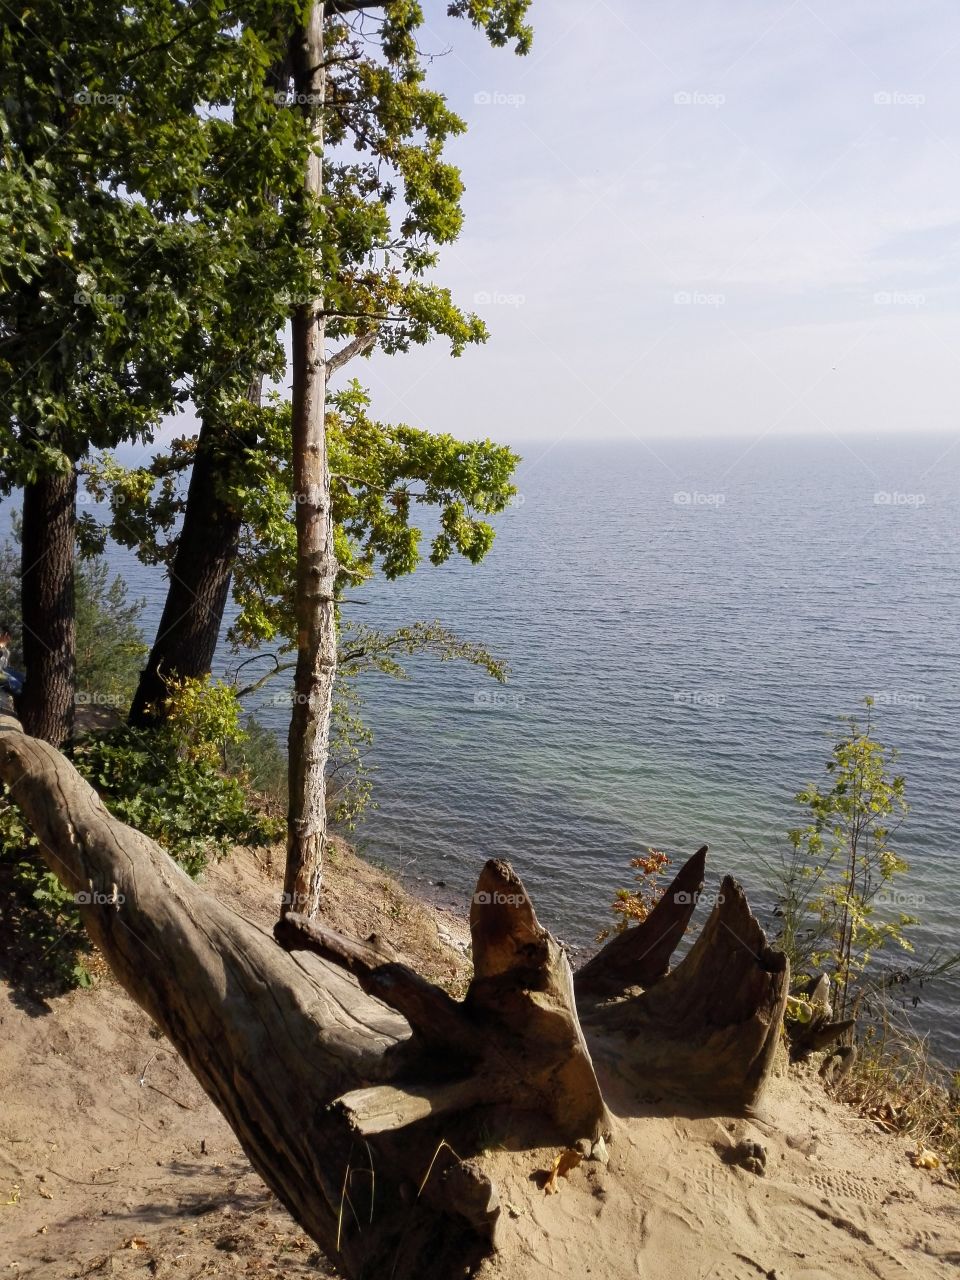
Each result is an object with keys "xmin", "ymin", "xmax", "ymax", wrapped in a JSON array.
[
  {"xmin": 128, "ymin": 380, "xmax": 262, "ymax": 728},
  {"xmin": 19, "ymin": 464, "xmax": 76, "ymax": 745}
]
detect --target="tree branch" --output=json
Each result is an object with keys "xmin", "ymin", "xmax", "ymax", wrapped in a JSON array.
[{"xmin": 327, "ymin": 330, "xmax": 378, "ymax": 376}]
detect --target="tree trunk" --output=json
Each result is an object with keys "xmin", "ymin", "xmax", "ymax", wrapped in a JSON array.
[
  {"xmin": 0, "ymin": 716, "xmax": 790, "ymax": 1279},
  {"xmin": 128, "ymin": 380, "xmax": 261, "ymax": 728},
  {"xmin": 284, "ymin": 1, "xmax": 336, "ymax": 919},
  {"xmin": 19, "ymin": 464, "xmax": 76, "ymax": 745}
]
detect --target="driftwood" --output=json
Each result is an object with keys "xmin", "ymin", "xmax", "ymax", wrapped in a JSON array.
[{"xmin": 0, "ymin": 716, "xmax": 790, "ymax": 1278}]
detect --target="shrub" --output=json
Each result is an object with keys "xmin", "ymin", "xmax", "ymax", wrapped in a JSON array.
[
  {"xmin": 775, "ymin": 698, "xmax": 914, "ymax": 1017},
  {"xmin": 0, "ymin": 532, "xmax": 147, "ymax": 711},
  {"xmin": 1, "ymin": 677, "xmax": 281, "ymax": 994}
]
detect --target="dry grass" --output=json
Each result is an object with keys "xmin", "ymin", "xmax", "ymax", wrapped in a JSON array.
[{"xmin": 830, "ymin": 1014, "xmax": 960, "ymax": 1186}]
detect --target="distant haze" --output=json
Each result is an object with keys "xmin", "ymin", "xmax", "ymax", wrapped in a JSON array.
[
  {"xmin": 356, "ymin": 0, "xmax": 960, "ymax": 447},
  {"xmin": 152, "ymin": 1, "xmax": 960, "ymax": 456}
]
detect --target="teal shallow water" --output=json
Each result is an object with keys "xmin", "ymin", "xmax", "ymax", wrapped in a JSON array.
[{"xmin": 5, "ymin": 431, "xmax": 958, "ymax": 1058}]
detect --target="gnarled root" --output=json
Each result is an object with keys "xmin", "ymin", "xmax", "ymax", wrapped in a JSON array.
[{"xmin": 580, "ymin": 860, "xmax": 789, "ymax": 1113}]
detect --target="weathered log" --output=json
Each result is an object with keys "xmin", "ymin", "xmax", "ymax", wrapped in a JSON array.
[
  {"xmin": 575, "ymin": 844, "xmax": 708, "ymax": 1000},
  {"xmin": 277, "ymin": 859, "xmax": 613, "ymax": 1143},
  {"xmin": 0, "ymin": 714, "xmax": 791, "ymax": 1276},
  {"xmin": 0, "ymin": 717, "xmax": 493, "ymax": 1277},
  {"xmin": 584, "ymin": 876, "xmax": 790, "ymax": 1112}
]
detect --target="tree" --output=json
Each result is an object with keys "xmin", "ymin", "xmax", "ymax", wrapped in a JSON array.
[
  {"xmin": 0, "ymin": 0, "xmax": 298, "ymax": 741},
  {"xmin": 285, "ymin": 0, "xmax": 334, "ymax": 915},
  {"xmin": 0, "ymin": 717, "xmax": 789, "ymax": 1279},
  {"xmin": 777, "ymin": 699, "xmax": 914, "ymax": 1018},
  {"xmin": 98, "ymin": 0, "xmax": 529, "ymax": 730}
]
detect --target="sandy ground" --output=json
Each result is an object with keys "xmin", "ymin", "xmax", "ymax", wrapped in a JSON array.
[{"xmin": 1, "ymin": 843, "xmax": 957, "ymax": 1280}]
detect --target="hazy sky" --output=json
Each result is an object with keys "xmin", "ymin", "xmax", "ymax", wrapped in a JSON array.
[{"xmin": 343, "ymin": 0, "xmax": 960, "ymax": 446}]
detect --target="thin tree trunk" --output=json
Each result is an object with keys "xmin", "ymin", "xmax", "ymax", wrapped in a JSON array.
[
  {"xmin": 19, "ymin": 464, "xmax": 76, "ymax": 745},
  {"xmin": 128, "ymin": 379, "xmax": 262, "ymax": 727},
  {"xmin": 284, "ymin": 1, "xmax": 336, "ymax": 919}
]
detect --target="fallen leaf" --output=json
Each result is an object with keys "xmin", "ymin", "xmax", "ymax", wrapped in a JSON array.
[
  {"xmin": 910, "ymin": 1148, "xmax": 941, "ymax": 1170},
  {"xmin": 126, "ymin": 1237, "xmax": 150, "ymax": 1251},
  {"xmin": 544, "ymin": 1148, "xmax": 582, "ymax": 1195},
  {"xmin": 37, "ymin": 1187, "xmax": 53, "ymax": 1200}
]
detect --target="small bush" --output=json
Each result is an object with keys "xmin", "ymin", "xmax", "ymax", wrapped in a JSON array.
[
  {"xmin": 1, "ymin": 679, "xmax": 282, "ymax": 995},
  {"xmin": 225, "ymin": 715, "xmax": 288, "ymax": 807}
]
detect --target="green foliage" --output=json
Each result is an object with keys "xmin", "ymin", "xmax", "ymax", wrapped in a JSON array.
[
  {"xmin": 70, "ymin": 724, "xmax": 278, "ymax": 879},
  {"xmin": 0, "ymin": 530, "xmax": 146, "ymax": 708},
  {"xmin": 87, "ymin": 384, "xmax": 520, "ymax": 650},
  {"xmin": 1, "ymin": 674, "xmax": 280, "ymax": 995},
  {"xmin": 74, "ymin": 557, "xmax": 148, "ymax": 707},
  {"xmin": 0, "ymin": 786, "xmax": 94, "ymax": 991},
  {"xmin": 158, "ymin": 674, "xmax": 246, "ymax": 770},
  {"xmin": 225, "ymin": 715, "xmax": 289, "ymax": 808},
  {"xmin": 599, "ymin": 849, "xmax": 672, "ymax": 942},
  {"xmin": 776, "ymin": 699, "xmax": 914, "ymax": 1017}
]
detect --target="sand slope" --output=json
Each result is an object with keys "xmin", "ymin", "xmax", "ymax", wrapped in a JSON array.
[{"xmin": 1, "ymin": 845, "xmax": 956, "ymax": 1279}]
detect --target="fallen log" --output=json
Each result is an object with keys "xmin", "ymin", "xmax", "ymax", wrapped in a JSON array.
[{"xmin": 0, "ymin": 714, "xmax": 789, "ymax": 1277}]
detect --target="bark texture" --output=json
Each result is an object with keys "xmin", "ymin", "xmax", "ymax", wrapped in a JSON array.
[
  {"xmin": 285, "ymin": 0, "xmax": 337, "ymax": 919},
  {"xmin": 19, "ymin": 464, "xmax": 77, "ymax": 745},
  {"xmin": 0, "ymin": 719, "xmax": 790, "ymax": 1278},
  {"xmin": 128, "ymin": 379, "xmax": 262, "ymax": 728}
]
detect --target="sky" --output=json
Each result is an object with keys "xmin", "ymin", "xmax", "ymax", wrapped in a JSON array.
[{"xmin": 337, "ymin": 0, "xmax": 960, "ymax": 446}]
